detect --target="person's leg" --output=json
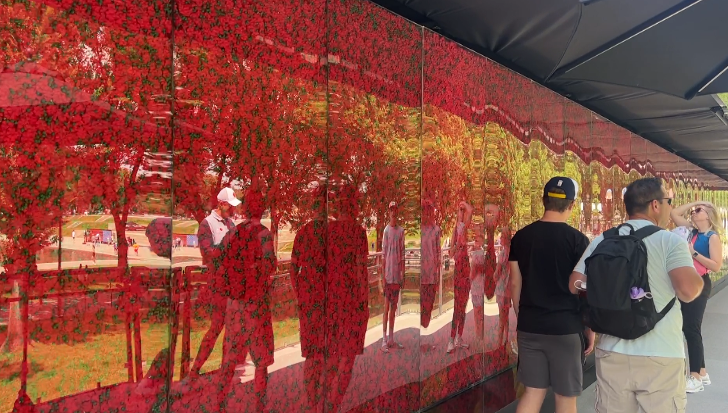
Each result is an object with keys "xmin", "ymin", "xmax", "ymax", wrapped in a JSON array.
[
  {"xmin": 421, "ymin": 283, "xmax": 434, "ymax": 328},
  {"xmin": 553, "ymin": 394, "xmax": 576, "ymax": 413},
  {"xmin": 498, "ymin": 298, "xmax": 511, "ymax": 345},
  {"xmin": 189, "ymin": 295, "xmax": 227, "ymax": 376},
  {"xmin": 632, "ymin": 355, "xmax": 686, "ymax": 413},
  {"xmin": 217, "ymin": 302, "xmax": 247, "ymax": 412},
  {"xmin": 474, "ymin": 305, "xmax": 484, "ymax": 339},
  {"xmin": 700, "ymin": 274, "xmax": 712, "ymax": 378},
  {"xmin": 516, "ymin": 387, "xmax": 548, "ymax": 413},
  {"xmin": 451, "ymin": 283, "xmax": 466, "ymax": 336},
  {"xmin": 382, "ymin": 288, "xmax": 390, "ymax": 349},
  {"xmin": 456, "ymin": 279, "xmax": 470, "ymax": 338},
  {"xmin": 681, "ymin": 294, "xmax": 708, "ymax": 379},
  {"xmin": 546, "ymin": 334, "xmax": 582, "ymax": 413},
  {"xmin": 304, "ymin": 354, "xmax": 324, "ymax": 412},
  {"xmin": 253, "ymin": 366, "xmax": 269, "ymax": 412},
  {"xmin": 387, "ymin": 285, "xmax": 403, "ymax": 348},
  {"xmin": 515, "ymin": 332, "xmax": 549, "ymax": 413},
  {"xmin": 324, "ymin": 356, "xmax": 356, "ymax": 413},
  {"xmin": 447, "ymin": 284, "xmax": 463, "ymax": 352},
  {"xmin": 594, "ymin": 349, "xmax": 639, "ymax": 413}
]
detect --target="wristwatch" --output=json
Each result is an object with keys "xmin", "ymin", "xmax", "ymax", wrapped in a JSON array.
[{"xmin": 692, "ymin": 251, "xmax": 699, "ymax": 258}]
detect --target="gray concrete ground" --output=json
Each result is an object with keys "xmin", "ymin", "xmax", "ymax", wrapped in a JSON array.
[{"xmin": 576, "ymin": 287, "xmax": 728, "ymax": 412}]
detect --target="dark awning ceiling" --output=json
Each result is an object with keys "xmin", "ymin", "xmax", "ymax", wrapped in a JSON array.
[{"xmin": 371, "ymin": 0, "xmax": 728, "ymax": 180}]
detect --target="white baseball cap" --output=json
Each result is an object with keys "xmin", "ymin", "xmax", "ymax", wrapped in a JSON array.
[{"xmin": 217, "ymin": 187, "xmax": 241, "ymax": 206}]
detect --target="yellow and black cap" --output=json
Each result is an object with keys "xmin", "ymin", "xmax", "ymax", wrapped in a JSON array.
[{"xmin": 543, "ymin": 177, "xmax": 578, "ymax": 201}]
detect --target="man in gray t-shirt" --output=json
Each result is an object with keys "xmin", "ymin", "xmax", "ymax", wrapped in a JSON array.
[{"xmin": 570, "ymin": 178, "xmax": 703, "ymax": 413}]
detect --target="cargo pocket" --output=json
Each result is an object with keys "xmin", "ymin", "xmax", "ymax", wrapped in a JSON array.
[
  {"xmin": 673, "ymin": 394, "xmax": 687, "ymax": 413},
  {"xmin": 594, "ymin": 384, "xmax": 603, "ymax": 413}
]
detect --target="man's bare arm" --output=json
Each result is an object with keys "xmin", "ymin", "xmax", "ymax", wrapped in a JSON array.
[
  {"xmin": 669, "ymin": 266, "xmax": 704, "ymax": 303},
  {"xmin": 509, "ymin": 261, "xmax": 522, "ymax": 316}
]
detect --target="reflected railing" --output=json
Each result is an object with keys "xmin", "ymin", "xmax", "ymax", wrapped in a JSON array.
[{"xmin": 0, "ymin": 243, "xmax": 507, "ymax": 410}]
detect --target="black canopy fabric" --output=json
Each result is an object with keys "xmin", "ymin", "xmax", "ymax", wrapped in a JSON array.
[{"xmin": 371, "ymin": 0, "xmax": 728, "ymax": 182}]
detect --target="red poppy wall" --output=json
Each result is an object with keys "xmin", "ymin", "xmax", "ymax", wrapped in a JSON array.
[{"xmin": 2, "ymin": 0, "xmax": 728, "ymax": 412}]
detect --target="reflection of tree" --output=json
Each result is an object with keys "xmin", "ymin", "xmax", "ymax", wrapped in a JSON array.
[
  {"xmin": 329, "ymin": 83, "xmax": 420, "ymax": 246},
  {"xmin": 422, "ymin": 106, "xmax": 474, "ymax": 232},
  {"xmin": 529, "ymin": 141, "xmax": 558, "ymax": 219}
]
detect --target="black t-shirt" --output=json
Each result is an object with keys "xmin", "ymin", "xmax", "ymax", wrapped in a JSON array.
[{"xmin": 509, "ymin": 221, "xmax": 589, "ymax": 335}]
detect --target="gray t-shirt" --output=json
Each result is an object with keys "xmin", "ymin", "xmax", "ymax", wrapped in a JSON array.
[
  {"xmin": 574, "ymin": 219, "xmax": 695, "ymax": 358},
  {"xmin": 420, "ymin": 224, "xmax": 441, "ymax": 284},
  {"xmin": 382, "ymin": 225, "xmax": 405, "ymax": 284}
]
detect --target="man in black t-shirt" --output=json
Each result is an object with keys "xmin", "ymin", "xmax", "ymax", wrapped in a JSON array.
[{"xmin": 508, "ymin": 177, "xmax": 593, "ymax": 413}]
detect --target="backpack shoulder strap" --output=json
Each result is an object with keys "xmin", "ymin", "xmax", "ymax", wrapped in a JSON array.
[
  {"xmin": 659, "ymin": 296, "xmax": 677, "ymax": 316},
  {"xmin": 603, "ymin": 226, "xmax": 623, "ymax": 238},
  {"xmin": 633, "ymin": 225, "xmax": 662, "ymax": 240}
]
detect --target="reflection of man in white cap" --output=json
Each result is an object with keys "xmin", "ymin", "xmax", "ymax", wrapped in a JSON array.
[{"xmin": 184, "ymin": 187, "xmax": 239, "ymax": 382}]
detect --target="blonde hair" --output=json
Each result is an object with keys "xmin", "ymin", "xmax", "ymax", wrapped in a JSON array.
[{"xmin": 692, "ymin": 205, "xmax": 723, "ymax": 238}]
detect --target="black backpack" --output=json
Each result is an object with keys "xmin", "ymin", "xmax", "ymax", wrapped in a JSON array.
[{"xmin": 584, "ymin": 223, "xmax": 676, "ymax": 340}]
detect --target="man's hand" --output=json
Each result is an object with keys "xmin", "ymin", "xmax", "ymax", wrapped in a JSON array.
[{"xmin": 584, "ymin": 328, "xmax": 596, "ymax": 356}]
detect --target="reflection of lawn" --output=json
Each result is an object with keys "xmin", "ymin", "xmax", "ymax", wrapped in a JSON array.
[{"xmin": 0, "ymin": 315, "xmax": 301, "ymax": 413}]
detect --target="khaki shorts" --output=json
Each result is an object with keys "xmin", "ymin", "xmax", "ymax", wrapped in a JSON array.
[{"xmin": 595, "ymin": 349, "xmax": 687, "ymax": 413}]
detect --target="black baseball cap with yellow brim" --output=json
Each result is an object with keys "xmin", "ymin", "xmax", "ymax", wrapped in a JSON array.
[{"xmin": 543, "ymin": 177, "xmax": 579, "ymax": 201}]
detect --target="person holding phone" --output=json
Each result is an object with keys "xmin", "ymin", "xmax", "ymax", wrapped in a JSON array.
[{"xmin": 671, "ymin": 200, "xmax": 723, "ymax": 393}]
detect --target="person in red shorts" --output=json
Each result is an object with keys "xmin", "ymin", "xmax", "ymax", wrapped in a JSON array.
[
  {"xmin": 381, "ymin": 201, "xmax": 405, "ymax": 352},
  {"xmin": 420, "ymin": 199, "xmax": 441, "ymax": 350},
  {"xmin": 447, "ymin": 201, "xmax": 473, "ymax": 354}
]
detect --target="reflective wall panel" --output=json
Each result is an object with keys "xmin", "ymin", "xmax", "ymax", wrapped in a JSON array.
[{"xmin": 3, "ymin": 1, "xmax": 728, "ymax": 412}]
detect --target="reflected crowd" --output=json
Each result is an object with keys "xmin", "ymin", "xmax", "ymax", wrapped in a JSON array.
[{"xmin": 2, "ymin": 0, "xmax": 728, "ymax": 413}]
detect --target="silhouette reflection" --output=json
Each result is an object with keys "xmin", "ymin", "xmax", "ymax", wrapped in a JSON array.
[
  {"xmin": 217, "ymin": 189, "xmax": 276, "ymax": 412},
  {"xmin": 291, "ymin": 184, "xmax": 369, "ymax": 412},
  {"xmin": 420, "ymin": 199, "xmax": 441, "ymax": 351}
]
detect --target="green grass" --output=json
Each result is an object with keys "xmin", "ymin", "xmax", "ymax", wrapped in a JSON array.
[
  {"xmin": 0, "ymin": 314, "xmax": 302, "ymax": 412},
  {"xmin": 60, "ymin": 216, "xmax": 200, "ymax": 237}
]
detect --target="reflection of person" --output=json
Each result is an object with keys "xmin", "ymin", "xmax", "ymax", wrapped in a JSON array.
[
  {"xmin": 290, "ymin": 187, "xmax": 328, "ymax": 411},
  {"xmin": 495, "ymin": 227, "xmax": 513, "ymax": 348},
  {"xmin": 184, "ymin": 187, "xmax": 238, "ymax": 382},
  {"xmin": 670, "ymin": 200, "xmax": 723, "ymax": 393},
  {"xmin": 381, "ymin": 201, "xmax": 405, "ymax": 352},
  {"xmin": 570, "ymin": 178, "xmax": 701, "ymax": 413},
  {"xmin": 420, "ymin": 200, "xmax": 441, "ymax": 349},
  {"xmin": 509, "ymin": 177, "xmax": 590, "ymax": 413},
  {"xmin": 146, "ymin": 218, "xmax": 172, "ymax": 258},
  {"xmin": 447, "ymin": 201, "xmax": 472, "ymax": 354},
  {"xmin": 323, "ymin": 184, "xmax": 369, "ymax": 412},
  {"xmin": 131, "ymin": 220, "xmax": 173, "ymax": 408},
  {"xmin": 470, "ymin": 231, "xmax": 486, "ymax": 339},
  {"xmin": 217, "ymin": 189, "xmax": 276, "ymax": 412}
]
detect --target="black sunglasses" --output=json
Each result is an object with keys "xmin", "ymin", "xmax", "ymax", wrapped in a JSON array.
[
  {"xmin": 651, "ymin": 198, "xmax": 672, "ymax": 206},
  {"xmin": 691, "ymin": 207, "xmax": 704, "ymax": 214}
]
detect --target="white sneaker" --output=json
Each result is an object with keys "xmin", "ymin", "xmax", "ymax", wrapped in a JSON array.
[
  {"xmin": 446, "ymin": 340, "xmax": 456, "ymax": 353},
  {"xmin": 686, "ymin": 375, "xmax": 705, "ymax": 393},
  {"xmin": 455, "ymin": 335, "xmax": 469, "ymax": 349},
  {"xmin": 701, "ymin": 373, "xmax": 711, "ymax": 385},
  {"xmin": 388, "ymin": 340, "xmax": 404, "ymax": 349}
]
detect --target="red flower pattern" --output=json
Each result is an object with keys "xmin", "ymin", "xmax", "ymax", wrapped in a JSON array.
[{"xmin": 1, "ymin": 0, "xmax": 727, "ymax": 413}]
